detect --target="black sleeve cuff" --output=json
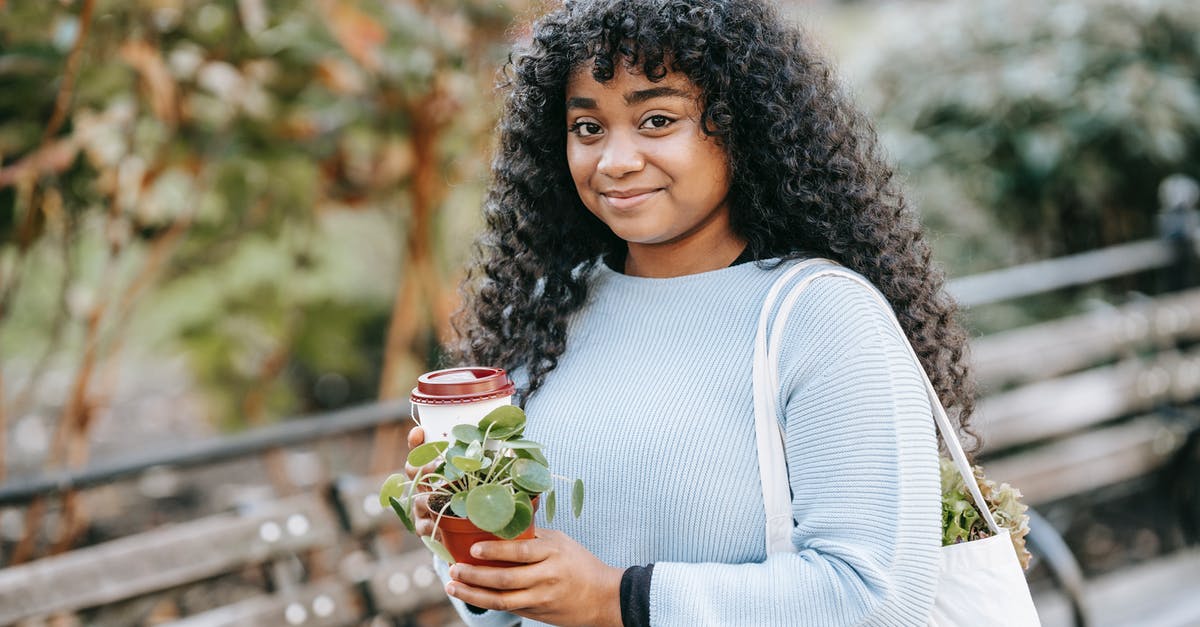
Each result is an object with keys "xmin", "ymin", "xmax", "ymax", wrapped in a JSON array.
[{"xmin": 619, "ymin": 563, "xmax": 654, "ymax": 627}]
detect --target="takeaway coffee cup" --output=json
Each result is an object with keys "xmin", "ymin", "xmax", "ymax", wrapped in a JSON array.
[{"xmin": 410, "ymin": 367, "xmax": 516, "ymax": 443}]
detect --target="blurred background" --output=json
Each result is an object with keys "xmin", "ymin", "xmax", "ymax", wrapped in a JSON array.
[{"xmin": 1, "ymin": 0, "xmax": 1198, "ymax": 625}]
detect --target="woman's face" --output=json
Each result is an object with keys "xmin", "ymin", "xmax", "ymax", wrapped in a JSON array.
[{"xmin": 565, "ymin": 64, "xmax": 736, "ymax": 256}]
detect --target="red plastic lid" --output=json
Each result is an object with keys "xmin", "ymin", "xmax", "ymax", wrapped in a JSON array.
[{"xmin": 410, "ymin": 367, "xmax": 515, "ymax": 405}]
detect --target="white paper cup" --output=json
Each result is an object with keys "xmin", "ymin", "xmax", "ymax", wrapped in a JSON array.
[{"xmin": 410, "ymin": 367, "xmax": 516, "ymax": 443}]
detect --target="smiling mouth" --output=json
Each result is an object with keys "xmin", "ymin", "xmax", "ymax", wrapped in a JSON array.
[{"xmin": 601, "ymin": 189, "xmax": 661, "ymax": 210}]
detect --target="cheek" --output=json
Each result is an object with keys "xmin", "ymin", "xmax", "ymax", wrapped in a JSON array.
[
  {"xmin": 675, "ymin": 138, "xmax": 730, "ymax": 203},
  {"xmin": 698, "ymin": 139, "xmax": 731, "ymax": 183},
  {"xmin": 566, "ymin": 145, "xmax": 594, "ymax": 194}
]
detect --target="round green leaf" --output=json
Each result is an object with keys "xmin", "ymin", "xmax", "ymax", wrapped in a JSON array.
[
  {"xmin": 422, "ymin": 535, "xmax": 456, "ymax": 565},
  {"xmin": 451, "ymin": 424, "xmax": 483, "ymax": 444},
  {"xmin": 572, "ymin": 478, "xmax": 585, "ymax": 518},
  {"xmin": 495, "ymin": 495, "xmax": 534, "ymax": 540},
  {"xmin": 466, "ymin": 484, "xmax": 516, "ymax": 533},
  {"xmin": 515, "ymin": 447, "xmax": 548, "ymax": 466},
  {"xmin": 485, "ymin": 425, "xmax": 524, "ymax": 440},
  {"xmin": 442, "ymin": 461, "xmax": 464, "ymax": 482},
  {"xmin": 407, "ymin": 441, "xmax": 448, "ymax": 467},
  {"xmin": 503, "ymin": 439, "xmax": 543, "ymax": 450},
  {"xmin": 451, "ymin": 456, "xmax": 482, "ymax": 472},
  {"xmin": 545, "ymin": 489, "xmax": 557, "ymax": 524},
  {"xmin": 378, "ymin": 473, "xmax": 408, "ymax": 510},
  {"xmin": 450, "ymin": 491, "xmax": 469, "ymax": 518},
  {"xmin": 511, "ymin": 459, "xmax": 552, "ymax": 493},
  {"xmin": 479, "ymin": 405, "xmax": 525, "ymax": 432}
]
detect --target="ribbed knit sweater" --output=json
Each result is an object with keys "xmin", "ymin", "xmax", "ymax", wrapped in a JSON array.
[{"xmin": 436, "ymin": 258, "xmax": 942, "ymax": 626}]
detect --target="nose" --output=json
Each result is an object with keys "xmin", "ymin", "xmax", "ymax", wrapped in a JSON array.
[{"xmin": 596, "ymin": 130, "xmax": 644, "ymax": 179}]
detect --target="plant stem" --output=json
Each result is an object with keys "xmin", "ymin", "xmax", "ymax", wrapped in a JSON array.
[
  {"xmin": 431, "ymin": 500, "xmax": 451, "ymax": 538},
  {"xmin": 483, "ymin": 451, "xmax": 509, "ymax": 485}
]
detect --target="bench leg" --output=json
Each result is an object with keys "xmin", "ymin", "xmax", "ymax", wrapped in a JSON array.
[{"xmin": 1026, "ymin": 507, "xmax": 1091, "ymax": 627}]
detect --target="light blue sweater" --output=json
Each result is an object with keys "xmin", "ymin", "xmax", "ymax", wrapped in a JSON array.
[{"xmin": 437, "ymin": 258, "xmax": 942, "ymax": 626}]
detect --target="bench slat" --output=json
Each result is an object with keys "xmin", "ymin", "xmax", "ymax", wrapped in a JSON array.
[
  {"xmin": 164, "ymin": 579, "xmax": 360, "ymax": 627},
  {"xmin": 983, "ymin": 414, "xmax": 1190, "ymax": 505},
  {"xmin": 0, "ymin": 494, "xmax": 338, "ymax": 624},
  {"xmin": 365, "ymin": 550, "xmax": 450, "ymax": 616},
  {"xmin": 977, "ymin": 346, "xmax": 1200, "ymax": 452},
  {"xmin": 332, "ymin": 474, "xmax": 391, "ymax": 536},
  {"xmin": 972, "ymin": 287, "xmax": 1200, "ymax": 389},
  {"xmin": 1034, "ymin": 548, "xmax": 1200, "ymax": 627}
]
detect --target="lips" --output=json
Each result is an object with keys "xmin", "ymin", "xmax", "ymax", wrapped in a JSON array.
[{"xmin": 601, "ymin": 188, "xmax": 661, "ymax": 210}]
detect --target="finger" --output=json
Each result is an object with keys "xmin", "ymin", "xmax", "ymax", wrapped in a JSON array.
[
  {"xmin": 448, "ymin": 562, "xmax": 546, "ymax": 592},
  {"xmin": 411, "ymin": 494, "xmax": 435, "ymax": 536},
  {"xmin": 445, "ymin": 580, "xmax": 541, "ymax": 614},
  {"xmin": 404, "ymin": 459, "xmax": 438, "ymax": 482},
  {"xmin": 407, "ymin": 426, "xmax": 425, "ymax": 449},
  {"xmin": 470, "ymin": 538, "xmax": 552, "ymax": 565},
  {"xmin": 414, "ymin": 493, "xmax": 438, "ymax": 519}
]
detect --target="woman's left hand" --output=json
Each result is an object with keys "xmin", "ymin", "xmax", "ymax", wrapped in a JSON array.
[{"xmin": 444, "ymin": 529, "xmax": 624, "ymax": 627}]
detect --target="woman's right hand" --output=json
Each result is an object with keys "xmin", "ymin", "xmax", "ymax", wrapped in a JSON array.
[{"xmin": 405, "ymin": 426, "xmax": 439, "ymax": 538}]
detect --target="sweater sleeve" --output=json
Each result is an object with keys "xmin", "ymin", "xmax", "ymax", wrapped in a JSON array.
[
  {"xmin": 647, "ymin": 274, "xmax": 942, "ymax": 626},
  {"xmin": 433, "ymin": 557, "xmax": 522, "ymax": 627}
]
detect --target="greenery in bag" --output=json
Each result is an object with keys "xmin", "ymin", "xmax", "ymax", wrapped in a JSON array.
[
  {"xmin": 377, "ymin": 405, "xmax": 584, "ymax": 563},
  {"xmin": 940, "ymin": 458, "xmax": 1033, "ymax": 569}
]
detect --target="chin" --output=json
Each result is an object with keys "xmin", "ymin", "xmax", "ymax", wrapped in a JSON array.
[
  {"xmin": 606, "ymin": 227, "xmax": 669, "ymax": 246},
  {"xmin": 595, "ymin": 216, "xmax": 661, "ymax": 244}
]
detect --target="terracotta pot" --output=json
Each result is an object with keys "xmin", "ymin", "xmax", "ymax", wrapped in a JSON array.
[{"xmin": 438, "ymin": 497, "xmax": 539, "ymax": 567}]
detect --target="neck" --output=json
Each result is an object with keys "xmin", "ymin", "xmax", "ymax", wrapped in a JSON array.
[{"xmin": 623, "ymin": 227, "xmax": 746, "ymax": 279}]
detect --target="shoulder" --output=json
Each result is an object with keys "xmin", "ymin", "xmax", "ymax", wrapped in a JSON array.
[
  {"xmin": 767, "ymin": 260, "xmax": 916, "ymax": 384},
  {"xmin": 764, "ymin": 259, "xmax": 896, "ymax": 335}
]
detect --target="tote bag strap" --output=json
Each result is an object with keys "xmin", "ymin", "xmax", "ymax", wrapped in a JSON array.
[
  {"xmin": 752, "ymin": 258, "xmax": 831, "ymax": 555},
  {"xmin": 753, "ymin": 259, "xmax": 1001, "ymax": 557}
]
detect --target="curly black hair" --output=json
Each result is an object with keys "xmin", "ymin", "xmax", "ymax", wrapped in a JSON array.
[{"xmin": 449, "ymin": 0, "xmax": 980, "ymax": 452}]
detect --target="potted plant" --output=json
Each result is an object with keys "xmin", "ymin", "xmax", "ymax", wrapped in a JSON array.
[{"xmin": 378, "ymin": 405, "xmax": 584, "ymax": 566}]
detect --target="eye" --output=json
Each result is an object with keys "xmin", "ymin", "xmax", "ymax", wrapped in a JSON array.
[
  {"xmin": 568, "ymin": 121, "xmax": 603, "ymax": 137},
  {"xmin": 641, "ymin": 115, "xmax": 675, "ymax": 130}
]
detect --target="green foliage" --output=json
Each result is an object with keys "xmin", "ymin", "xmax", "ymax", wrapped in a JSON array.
[
  {"xmin": 1, "ymin": 1, "xmax": 525, "ymax": 428},
  {"xmin": 939, "ymin": 458, "xmax": 1032, "ymax": 569},
  {"xmin": 869, "ymin": 0, "xmax": 1200, "ymax": 260},
  {"xmin": 381, "ymin": 405, "xmax": 584, "ymax": 562}
]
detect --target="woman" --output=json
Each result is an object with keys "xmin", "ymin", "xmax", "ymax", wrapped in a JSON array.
[{"xmin": 407, "ymin": 0, "xmax": 978, "ymax": 624}]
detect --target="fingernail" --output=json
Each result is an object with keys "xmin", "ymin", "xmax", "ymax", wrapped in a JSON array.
[
  {"xmin": 445, "ymin": 583, "xmax": 456, "ymax": 596},
  {"xmin": 471, "ymin": 545, "xmax": 483, "ymax": 558},
  {"xmin": 448, "ymin": 565, "xmax": 459, "ymax": 579}
]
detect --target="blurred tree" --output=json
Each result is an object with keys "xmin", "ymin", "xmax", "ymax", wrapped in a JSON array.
[
  {"xmin": 0, "ymin": 0, "xmax": 528, "ymax": 556},
  {"xmin": 867, "ymin": 0, "xmax": 1200, "ymax": 261}
]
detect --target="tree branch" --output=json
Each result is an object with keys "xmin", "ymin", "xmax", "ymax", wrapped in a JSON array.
[{"xmin": 42, "ymin": 0, "xmax": 96, "ymax": 142}]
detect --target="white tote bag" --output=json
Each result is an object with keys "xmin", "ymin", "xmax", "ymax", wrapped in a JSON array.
[{"xmin": 752, "ymin": 259, "xmax": 1041, "ymax": 627}]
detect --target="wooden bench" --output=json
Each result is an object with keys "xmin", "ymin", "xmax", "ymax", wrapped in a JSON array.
[
  {"xmin": 961, "ymin": 271, "xmax": 1200, "ymax": 623},
  {"xmin": 0, "ymin": 406, "xmax": 462, "ymax": 626},
  {"xmin": 973, "ymin": 286, "xmax": 1200, "ymax": 504},
  {"xmin": 0, "ymin": 493, "xmax": 352, "ymax": 625}
]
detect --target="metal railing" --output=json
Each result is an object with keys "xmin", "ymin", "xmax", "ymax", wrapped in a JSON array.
[
  {"xmin": 948, "ymin": 174, "xmax": 1199, "ymax": 307},
  {"xmin": 0, "ymin": 401, "xmax": 409, "ymax": 506}
]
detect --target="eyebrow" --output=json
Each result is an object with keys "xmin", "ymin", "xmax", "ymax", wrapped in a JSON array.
[{"xmin": 566, "ymin": 86, "xmax": 692, "ymax": 110}]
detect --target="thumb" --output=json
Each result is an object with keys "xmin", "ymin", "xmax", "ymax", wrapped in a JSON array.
[{"xmin": 407, "ymin": 425, "xmax": 425, "ymax": 449}]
